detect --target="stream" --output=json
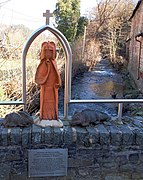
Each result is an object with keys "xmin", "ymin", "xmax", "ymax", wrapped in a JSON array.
[{"xmin": 59, "ymin": 59, "xmax": 124, "ymax": 117}]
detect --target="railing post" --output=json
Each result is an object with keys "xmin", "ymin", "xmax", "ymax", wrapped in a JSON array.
[{"xmin": 118, "ymin": 103, "xmax": 123, "ymax": 124}]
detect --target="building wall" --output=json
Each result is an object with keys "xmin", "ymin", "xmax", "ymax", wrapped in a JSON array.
[{"xmin": 128, "ymin": 1, "xmax": 143, "ymax": 92}]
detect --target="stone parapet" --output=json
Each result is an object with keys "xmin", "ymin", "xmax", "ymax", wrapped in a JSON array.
[
  {"xmin": 1, "ymin": 117, "xmax": 143, "ymax": 179},
  {"xmin": 1, "ymin": 123, "xmax": 143, "ymax": 147}
]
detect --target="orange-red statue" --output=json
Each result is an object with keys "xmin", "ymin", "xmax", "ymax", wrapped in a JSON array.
[{"xmin": 35, "ymin": 41, "xmax": 62, "ymax": 124}]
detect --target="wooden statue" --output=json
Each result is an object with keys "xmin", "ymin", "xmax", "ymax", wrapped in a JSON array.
[{"xmin": 35, "ymin": 41, "xmax": 63, "ymax": 127}]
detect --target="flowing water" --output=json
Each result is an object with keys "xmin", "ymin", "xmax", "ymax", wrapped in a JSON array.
[{"xmin": 59, "ymin": 59, "xmax": 124, "ymax": 117}]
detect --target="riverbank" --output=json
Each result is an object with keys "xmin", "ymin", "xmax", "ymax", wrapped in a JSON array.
[{"xmin": 121, "ymin": 67, "xmax": 143, "ymax": 117}]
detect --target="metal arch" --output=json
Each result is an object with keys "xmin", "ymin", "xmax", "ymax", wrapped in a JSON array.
[{"xmin": 21, "ymin": 25, "xmax": 72, "ymax": 119}]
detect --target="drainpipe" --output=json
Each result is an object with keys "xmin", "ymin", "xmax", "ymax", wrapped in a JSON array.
[{"xmin": 135, "ymin": 33, "xmax": 143, "ymax": 80}]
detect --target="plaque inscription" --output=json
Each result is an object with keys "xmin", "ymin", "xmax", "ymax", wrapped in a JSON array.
[{"xmin": 28, "ymin": 149, "xmax": 68, "ymax": 177}]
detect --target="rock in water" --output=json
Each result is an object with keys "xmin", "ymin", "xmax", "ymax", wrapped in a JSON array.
[
  {"xmin": 3, "ymin": 111, "xmax": 33, "ymax": 128},
  {"xmin": 70, "ymin": 109, "xmax": 110, "ymax": 127}
]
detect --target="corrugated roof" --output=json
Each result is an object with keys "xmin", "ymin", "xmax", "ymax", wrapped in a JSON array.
[{"xmin": 130, "ymin": 0, "xmax": 142, "ymax": 19}]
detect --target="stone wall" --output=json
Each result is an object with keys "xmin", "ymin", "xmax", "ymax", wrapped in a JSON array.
[
  {"xmin": 128, "ymin": 1, "xmax": 143, "ymax": 92},
  {"xmin": 1, "ymin": 117, "xmax": 143, "ymax": 180}
]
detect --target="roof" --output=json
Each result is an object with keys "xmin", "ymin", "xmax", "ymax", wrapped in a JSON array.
[{"xmin": 130, "ymin": 0, "xmax": 142, "ymax": 19}]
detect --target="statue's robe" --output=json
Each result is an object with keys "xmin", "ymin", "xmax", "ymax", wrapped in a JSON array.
[{"xmin": 35, "ymin": 41, "xmax": 61, "ymax": 120}]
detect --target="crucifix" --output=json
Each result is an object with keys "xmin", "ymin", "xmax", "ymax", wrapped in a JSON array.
[{"xmin": 43, "ymin": 10, "xmax": 53, "ymax": 25}]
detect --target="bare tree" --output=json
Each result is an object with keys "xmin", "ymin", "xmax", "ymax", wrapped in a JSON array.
[{"xmin": 87, "ymin": 0, "xmax": 134, "ymax": 64}]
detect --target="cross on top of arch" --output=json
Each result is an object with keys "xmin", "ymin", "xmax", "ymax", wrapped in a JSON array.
[{"xmin": 43, "ymin": 10, "xmax": 53, "ymax": 25}]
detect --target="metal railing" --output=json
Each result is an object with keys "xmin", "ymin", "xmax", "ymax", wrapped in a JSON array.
[{"xmin": 0, "ymin": 25, "xmax": 143, "ymax": 121}]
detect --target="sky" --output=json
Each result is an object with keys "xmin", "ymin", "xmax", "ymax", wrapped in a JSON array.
[{"xmin": 0, "ymin": 0, "xmax": 97, "ymax": 30}]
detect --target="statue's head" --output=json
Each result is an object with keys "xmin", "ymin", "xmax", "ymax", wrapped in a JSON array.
[
  {"xmin": 48, "ymin": 41, "xmax": 56, "ymax": 59},
  {"xmin": 40, "ymin": 41, "xmax": 56, "ymax": 60}
]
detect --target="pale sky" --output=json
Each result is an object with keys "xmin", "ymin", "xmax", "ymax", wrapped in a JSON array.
[{"xmin": 0, "ymin": 0, "xmax": 97, "ymax": 30}]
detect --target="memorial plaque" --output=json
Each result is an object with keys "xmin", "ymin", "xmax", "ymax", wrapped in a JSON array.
[{"xmin": 28, "ymin": 149, "xmax": 68, "ymax": 177}]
